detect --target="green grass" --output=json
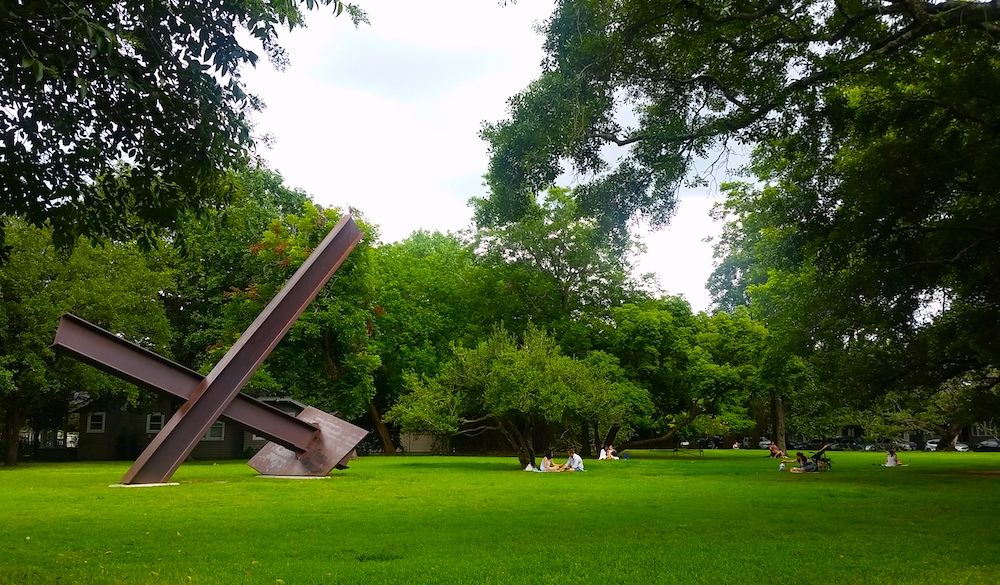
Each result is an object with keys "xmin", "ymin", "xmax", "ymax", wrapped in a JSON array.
[{"xmin": 2, "ymin": 450, "xmax": 998, "ymax": 584}]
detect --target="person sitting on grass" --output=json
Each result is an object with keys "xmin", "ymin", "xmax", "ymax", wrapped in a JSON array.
[
  {"xmin": 883, "ymin": 449, "xmax": 905, "ymax": 467},
  {"xmin": 539, "ymin": 450, "xmax": 562, "ymax": 472},
  {"xmin": 783, "ymin": 452, "xmax": 817, "ymax": 473},
  {"xmin": 561, "ymin": 447, "xmax": 585, "ymax": 472},
  {"xmin": 768, "ymin": 442, "xmax": 786, "ymax": 459}
]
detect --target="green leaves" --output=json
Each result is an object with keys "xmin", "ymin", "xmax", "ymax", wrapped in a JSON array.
[
  {"xmin": 386, "ymin": 325, "xmax": 651, "ymax": 454},
  {"xmin": 1, "ymin": 0, "xmax": 363, "ymax": 254},
  {"xmin": 483, "ymin": 0, "xmax": 1000, "ymax": 238},
  {"xmin": 0, "ymin": 219, "xmax": 173, "ymax": 464}
]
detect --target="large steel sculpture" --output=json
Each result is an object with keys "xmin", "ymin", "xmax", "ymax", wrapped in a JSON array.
[{"xmin": 51, "ymin": 215, "xmax": 369, "ymax": 485}]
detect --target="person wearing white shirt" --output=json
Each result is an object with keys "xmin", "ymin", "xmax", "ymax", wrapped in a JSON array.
[{"xmin": 562, "ymin": 448, "xmax": 585, "ymax": 472}]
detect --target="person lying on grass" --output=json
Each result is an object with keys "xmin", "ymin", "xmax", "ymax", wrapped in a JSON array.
[
  {"xmin": 561, "ymin": 448, "xmax": 585, "ymax": 472},
  {"xmin": 782, "ymin": 452, "xmax": 818, "ymax": 473}
]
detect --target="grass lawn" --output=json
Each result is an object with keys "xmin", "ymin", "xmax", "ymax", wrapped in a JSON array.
[{"xmin": 2, "ymin": 449, "xmax": 998, "ymax": 584}]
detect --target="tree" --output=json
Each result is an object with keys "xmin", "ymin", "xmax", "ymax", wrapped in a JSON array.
[
  {"xmin": 709, "ymin": 35, "xmax": 1000, "ymax": 422},
  {"xmin": 163, "ymin": 163, "xmax": 310, "ymax": 368},
  {"xmin": 370, "ymin": 230, "xmax": 489, "ymax": 453},
  {"xmin": 605, "ymin": 299, "xmax": 777, "ymax": 447},
  {"xmin": 0, "ymin": 1, "xmax": 365, "ymax": 254},
  {"xmin": 876, "ymin": 370, "xmax": 1000, "ymax": 450},
  {"xmin": 0, "ymin": 219, "xmax": 173, "ymax": 465},
  {"xmin": 472, "ymin": 186, "xmax": 647, "ymax": 354},
  {"xmin": 482, "ymin": 0, "xmax": 1000, "ymax": 237},
  {"xmin": 386, "ymin": 326, "xmax": 651, "ymax": 469},
  {"xmin": 211, "ymin": 202, "xmax": 381, "ymax": 421}
]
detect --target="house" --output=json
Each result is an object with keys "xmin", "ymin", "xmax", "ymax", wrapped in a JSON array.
[{"xmin": 75, "ymin": 396, "xmax": 310, "ymax": 461}]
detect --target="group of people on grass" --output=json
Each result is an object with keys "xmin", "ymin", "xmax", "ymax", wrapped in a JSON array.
[
  {"xmin": 772, "ymin": 443, "xmax": 904, "ymax": 473},
  {"xmin": 537, "ymin": 444, "xmax": 624, "ymax": 472},
  {"xmin": 539, "ymin": 448, "xmax": 585, "ymax": 472},
  {"xmin": 538, "ymin": 443, "xmax": 905, "ymax": 474}
]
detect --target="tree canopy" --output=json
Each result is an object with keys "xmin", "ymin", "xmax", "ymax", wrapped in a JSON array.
[
  {"xmin": 482, "ymin": 0, "xmax": 1000, "ymax": 238},
  {"xmin": 709, "ymin": 28, "xmax": 1000, "ymax": 440},
  {"xmin": 211, "ymin": 202, "xmax": 381, "ymax": 420},
  {"xmin": 1, "ymin": 0, "xmax": 365, "ymax": 254},
  {"xmin": 386, "ymin": 325, "xmax": 651, "ymax": 468},
  {"xmin": 0, "ymin": 219, "xmax": 173, "ymax": 465}
]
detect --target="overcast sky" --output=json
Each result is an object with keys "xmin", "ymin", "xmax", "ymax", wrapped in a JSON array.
[{"xmin": 239, "ymin": 0, "xmax": 731, "ymax": 312}]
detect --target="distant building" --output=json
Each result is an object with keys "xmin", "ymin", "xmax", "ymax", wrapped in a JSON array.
[{"xmin": 75, "ymin": 396, "xmax": 310, "ymax": 461}]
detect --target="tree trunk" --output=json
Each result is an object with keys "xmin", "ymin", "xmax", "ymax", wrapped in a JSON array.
[
  {"xmin": 517, "ymin": 448, "xmax": 533, "ymax": 469},
  {"xmin": 498, "ymin": 419, "xmax": 533, "ymax": 469},
  {"xmin": 622, "ymin": 407, "xmax": 703, "ymax": 449},
  {"xmin": 603, "ymin": 424, "xmax": 621, "ymax": 449},
  {"xmin": 771, "ymin": 393, "xmax": 787, "ymax": 452},
  {"xmin": 368, "ymin": 400, "xmax": 396, "ymax": 455},
  {"xmin": 941, "ymin": 426, "xmax": 962, "ymax": 451},
  {"xmin": 3, "ymin": 396, "xmax": 26, "ymax": 466},
  {"xmin": 580, "ymin": 422, "xmax": 592, "ymax": 457}
]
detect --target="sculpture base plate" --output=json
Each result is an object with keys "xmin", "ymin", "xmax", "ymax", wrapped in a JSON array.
[
  {"xmin": 247, "ymin": 406, "xmax": 367, "ymax": 476},
  {"xmin": 255, "ymin": 475, "xmax": 331, "ymax": 480}
]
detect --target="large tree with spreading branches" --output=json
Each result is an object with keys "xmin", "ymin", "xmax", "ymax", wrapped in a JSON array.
[
  {"xmin": 483, "ymin": 0, "xmax": 1000, "ymax": 238},
  {"xmin": 1, "ymin": 0, "xmax": 365, "ymax": 255}
]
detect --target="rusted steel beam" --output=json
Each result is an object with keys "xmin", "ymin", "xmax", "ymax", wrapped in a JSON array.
[
  {"xmin": 118, "ymin": 215, "xmax": 363, "ymax": 484},
  {"xmin": 53, "ymin": 314, "xmax": 365, "ymax": 474},
  {"xmin": 51, "ymin": 313, "xmax": 318, "ymax": 452},
  {"xmin": 248, "ymin": 406, "xmax": 369, "ymax": 476}
]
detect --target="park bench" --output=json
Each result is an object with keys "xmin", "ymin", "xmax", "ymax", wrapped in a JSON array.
[{"xmin": 671, "ymin": 445, "xmax": 704, "ymax": 457}]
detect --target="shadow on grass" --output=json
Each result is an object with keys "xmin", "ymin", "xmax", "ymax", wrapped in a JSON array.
[{"xmin": 364, "ymin": 455, "xmax": 520, "ymax": 472}]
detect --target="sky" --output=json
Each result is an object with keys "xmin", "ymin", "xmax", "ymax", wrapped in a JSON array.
[{"xmin": 239, "ymin": 0, "xmax": 731, "ymax": 313}]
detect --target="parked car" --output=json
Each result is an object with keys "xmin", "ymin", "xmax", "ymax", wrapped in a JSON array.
[
  {"xmin": 924, "ymin": 438, "xmax": 970, "ymax": 452},
  {"xmin": 758, "ymin": 437, "xmax": 772, "ymax": 450},
  {"xmin": 804, "ymin": 438, "xmax": 829, "ymax": 450},
  {"xmin": 974, "ymin": 439, "xmax": 1000, "ymax": 452},
  {"xmin": 882, "ymin": 438, "xmax": 916, "ymax": 451},
  {"xmin": 832, "ymin": 437, "xmax": 860, "ymax": 451},
  {"xmin": 862, "ymin": 443, "xmax": 885, "ymax": 452}
]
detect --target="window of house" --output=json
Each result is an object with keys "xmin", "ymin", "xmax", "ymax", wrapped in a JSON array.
[
  {"xmin": 146, "ymin": 412, "xmax": 165, "ymax": 434},
  {"xmin": 202, "ymin": 421, "xmax": 225, "ymax": 441},
  {"xmin": 87, "ymin": 412, "xmax": 106, "ymax": 433},
  {"xmin": 973, "ymin": 422, "xmax": 996, "ymax": 437}
]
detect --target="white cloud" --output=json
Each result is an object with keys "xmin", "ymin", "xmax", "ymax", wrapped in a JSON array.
[
  {"xmin": 240, "ymin": 0, "xmax": 726, "ymax": 313},
  {"xmin": 635, "ymin": 196, "xmax": 723, "ymax": 313}
]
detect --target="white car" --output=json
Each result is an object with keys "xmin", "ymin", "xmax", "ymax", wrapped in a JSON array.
[
  {"xmin": 924, "ymin": 438, "xmax": 970, "ymax": 452},
  {"xmin": 758, "ymin": 437, "xmax": 772, "ymax": 450}
]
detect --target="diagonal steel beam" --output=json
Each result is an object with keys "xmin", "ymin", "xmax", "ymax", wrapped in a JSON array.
[
  {"xmin": 119, "ymin": 214, "xmax": 363, "ymax": 484},
  {"xmin": 52, "ymin": 313, "xmax": 367, "ymax": 475},
  {"xmin": 52, "ymin": 313, "xmax": 319, "ymax": 453}
]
